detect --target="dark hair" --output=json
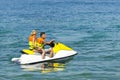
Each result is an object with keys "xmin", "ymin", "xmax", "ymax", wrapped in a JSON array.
[{"xmin": 40, "ymin": 32, "xmax": 45, "ymax": 37}]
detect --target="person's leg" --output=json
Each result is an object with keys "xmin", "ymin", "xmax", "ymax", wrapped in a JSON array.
[
  {"xmin": 41, "ymin": 49, "xmax": 45, "ymax": 59},
  {"xmin": 44, "ymin": 48, "xmax": 51, "ymax": 53},
  {"xmin": 44, "ymin": 48, "xmax": 53, "ymax": 58},
  {"xmin": 49, "ymin": 48, "xmax": 53, "ymax": 58}
]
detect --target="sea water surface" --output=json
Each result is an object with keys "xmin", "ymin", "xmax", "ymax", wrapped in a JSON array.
[{"xmin": 0, "ymin": 0, "xmax": 120, "ymax": 80}]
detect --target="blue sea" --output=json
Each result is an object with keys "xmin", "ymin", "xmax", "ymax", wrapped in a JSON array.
[{"xmin": 0, "ymin": 0, "xmax": 120, "ymax": 80}]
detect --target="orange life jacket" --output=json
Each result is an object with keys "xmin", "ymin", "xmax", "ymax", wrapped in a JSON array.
[
  {"xmin": 28, "ymin": 35, "xmax": 36, "ymax": 50},
  {"xmin": 36, "ymin": 37, "xmax": 44, "ymax": 49}
]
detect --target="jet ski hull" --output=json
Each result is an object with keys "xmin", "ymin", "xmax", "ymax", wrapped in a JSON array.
[{"xmin": 12, "ymin": 50, "xmax": 77, "ymax": 65}]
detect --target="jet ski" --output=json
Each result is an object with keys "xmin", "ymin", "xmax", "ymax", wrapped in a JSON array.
[{"xmin": 11, "ymin": 42, "xmax": 77, "ymax": 65}]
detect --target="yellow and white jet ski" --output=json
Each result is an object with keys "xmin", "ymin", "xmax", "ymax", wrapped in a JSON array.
[{"xmin": 11, "ymin": 42, "xmax": 77, "ymax": 65}]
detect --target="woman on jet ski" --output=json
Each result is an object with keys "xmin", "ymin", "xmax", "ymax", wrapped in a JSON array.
[{"xmin": 28, "ymin": 30, "xmax": 37, "ymax": 50}]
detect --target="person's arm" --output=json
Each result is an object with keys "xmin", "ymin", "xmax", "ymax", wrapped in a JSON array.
[
  {"xmin": 32, "ymin": 37, "xmax": 36, "ymax": 47},
  {"xmin": 44, "ymin": 40, "xmax": 54, "ymax": 45}
]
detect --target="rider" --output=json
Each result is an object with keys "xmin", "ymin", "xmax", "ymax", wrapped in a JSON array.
[
  {"xmin": 28, "ymin": 30, "xmax": 37, "ymax": 50},
  {"xmin": 36, "ymin": 32, "xmax": 54, "ymax": 59}
]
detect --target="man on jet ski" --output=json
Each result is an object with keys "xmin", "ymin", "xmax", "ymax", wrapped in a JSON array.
[
  {"xmin": 48, "ymin": 42, "xmax": 72, "ymax": 58},
  {"xmin": 36, "ymin": 32, "xmax": 54, "ymax": 59}
]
